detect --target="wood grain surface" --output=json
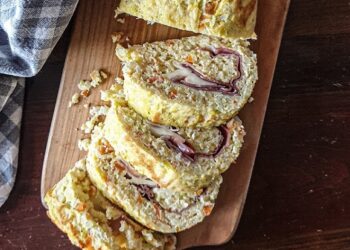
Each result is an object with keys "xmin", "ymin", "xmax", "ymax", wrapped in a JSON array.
[
  {"xmin": 0, "ymin": 0, "xmax": 349, "ymax": 249},
  {"xmin": 39, "ymin": 0, "xmax": 289, "ymax": 248}
]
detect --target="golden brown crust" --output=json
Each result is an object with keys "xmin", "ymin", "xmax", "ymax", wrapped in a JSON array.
[
  {"xmin": 199, "ymin": 0, "xmax": 257, "ymax": 38},
  {"xmin": 45, "ymin": 162, "xmax": 177, "ymax": 250},
  {"xmin": 236, "ymin": 0, "xmax": 257, "ymax": 27},
  {"xmin": 118, "ymin": 0, "xmax": 257, "ymax": 39}
]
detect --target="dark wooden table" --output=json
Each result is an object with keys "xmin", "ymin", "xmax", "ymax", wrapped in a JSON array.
[{"xmin": 0, "ymin": 1, "xmax": 349, "ymax": 249}]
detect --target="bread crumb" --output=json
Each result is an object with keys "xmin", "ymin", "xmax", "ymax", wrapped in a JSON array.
[
  {"xmin": 248, "ymin": 97, "xmax": 254, "ymax": 103},
  {"xmin": 111, "ymin": 32, "xmax": 124, "ymax": 43},
  {"xmin": 90, "ymin": 70, "xmax": 102, "ymax": 87},
  {"xmin": 78, "ymin": 80, "xmax": 91, "ymax": 91},
  {"xmin": 68, "ymin": 93, "xmax": 80, "ymax": 107},
  {"xmin": 80, "ymin": 90, "xmax": 90, "ymax": 97},
  {"xmin": 81, "ymin": 106, "xmax": 109, "ymax": 134},
  {"xmin": 90, "ymin": 105, "xmax": 109, "ymax": 117},
  {"xmin": 100, "ymin": 70, "xmax": 108, "ymax": 79},
  {"xmin": 70, "ymin": 70, "xmax": 108, "ymax": 108},
  {"xmin": 114, "ymin": 8, "xmax": 122, "ymax": 18},
  {"xmin": 117, "ymin": 18, "xmax": 125, "ymax": 24}
]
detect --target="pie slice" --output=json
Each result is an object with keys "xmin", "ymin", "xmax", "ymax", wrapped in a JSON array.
[
  {"xmin": 101, "ymin": 94, "xmax": 245, "ymax": 193},
  {"xmin": 45, "ymin": 160, "xmax": 176, "ymax": 250},
  {"xmin": 116, "ymin": 35, "xmax": 257, "ymax": 128},
  {"xmin": 117, "ymin": 0, "xmax": 257, "ymax": 39},
  {"xmin": 86, "ymin": 124, "xmax": 222, "ymax": 233}
]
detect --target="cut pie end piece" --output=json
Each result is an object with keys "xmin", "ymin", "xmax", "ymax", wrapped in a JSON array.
[
  {"xmin": 86, "ymin": 124, "xmax": 222, "ymax": 233},
  {"xmin": 117, "ymin": 0, "xmax": 257, "ymax": 40},
  {"xmin": 116, "ymin": 35, "xmax": 257, "ymax": 128},
  {"xmin": 44, "ymin": 160, "xmax": 176, "ymax": 250},
  {"xmin": 103, "ymin": 98, "xmax": 245, "ymax": 193}
]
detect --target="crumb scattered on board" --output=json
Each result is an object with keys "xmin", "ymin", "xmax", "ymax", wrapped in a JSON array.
[
  {"xmin": 80, "ymin": 105, "xmax": 109, "ymax": 134},
  {"xmin": 68, "ymin": 69, "xmax": 108, "ymax": 108},
  {"xmin": 68, "ymin": 93, "xmax": 80, "ymax": 107},
  {"xmin": 112, "ymin": 32, "xmax": 128, "ymax": 43},
  {"xmin": 116, "ymin": 18, "xmax": 125, "ymax": 24},
  {"xmin": 114, "ymin": 8, "xmax": 122, "ymax": 19}
]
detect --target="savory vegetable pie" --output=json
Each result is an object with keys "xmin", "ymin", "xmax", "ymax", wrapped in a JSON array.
[
  {"xmin": 45, "ymin": 160, "xmax": 176, "ymax": 250},
  {"xmin": 116, "ymin": 35, "xmax": 257, "ymax": 127},
  {"xmin": 102, "ymin": 96, "xmax": 245, "ymax": 193},
  {"xmin": 86, "ymin": 124, "xmax": 222, "ymax": 233},
  {"xmin": 45, "ymin": 1, "xmax": 259, "ymax": 248},
  {"xmin": 117, "ymin": 0, "xmax": 257, "ymax": 39}
]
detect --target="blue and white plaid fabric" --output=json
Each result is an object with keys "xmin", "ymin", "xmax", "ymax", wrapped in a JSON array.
[{"xmin": 0, "ymin": 0, "xmax": 78, "ymax": 207}]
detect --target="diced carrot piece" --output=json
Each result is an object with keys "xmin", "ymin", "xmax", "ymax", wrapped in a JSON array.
[
  {"xmin": 76, "ymin": 203, "xmax": 86, "ymax": 212},
  {"xmin": 168, "ymin": 89, "xmax": 177, "ymax": 99},
  {"xmin": 203, "ymin": 205, "xmax": 213, "ymax": 216},
  {"xmin": 186, "ymin": 55, "xmax": 194, "ymax": 64}
]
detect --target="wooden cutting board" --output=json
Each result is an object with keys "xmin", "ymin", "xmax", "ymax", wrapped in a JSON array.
[{"xmin": 41, "ymin": 0, "xmax": 290, "ymax": 249}]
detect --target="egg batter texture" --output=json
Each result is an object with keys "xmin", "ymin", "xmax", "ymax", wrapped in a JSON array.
[{"xmin": 116, "ymin": 35, "xmax": 257, "ymax": 128}]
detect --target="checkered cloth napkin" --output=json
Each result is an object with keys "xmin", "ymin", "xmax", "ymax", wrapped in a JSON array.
[{"xmin": 0, "ymin": 0, "xmax": 78, "ymax": 207}]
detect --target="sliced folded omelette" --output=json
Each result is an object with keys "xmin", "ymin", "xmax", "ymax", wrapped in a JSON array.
[
  {"xmin": 117, "ymin": 0, "xmax": 257, "ymax": 39},
  {"xmin": 86, "ymin": 125, "xmax": 222, "ymax": 233},
  {"xmin": 45, "ymin": 160, "xmax": 176, "ymax": 250},
  {"xmin": 101, "ymin": 91, "xmax": 245, "ymax": 192},
  {"xmin": 116, "ymin": 35, "xmax": 257, "ymax": 128}
]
